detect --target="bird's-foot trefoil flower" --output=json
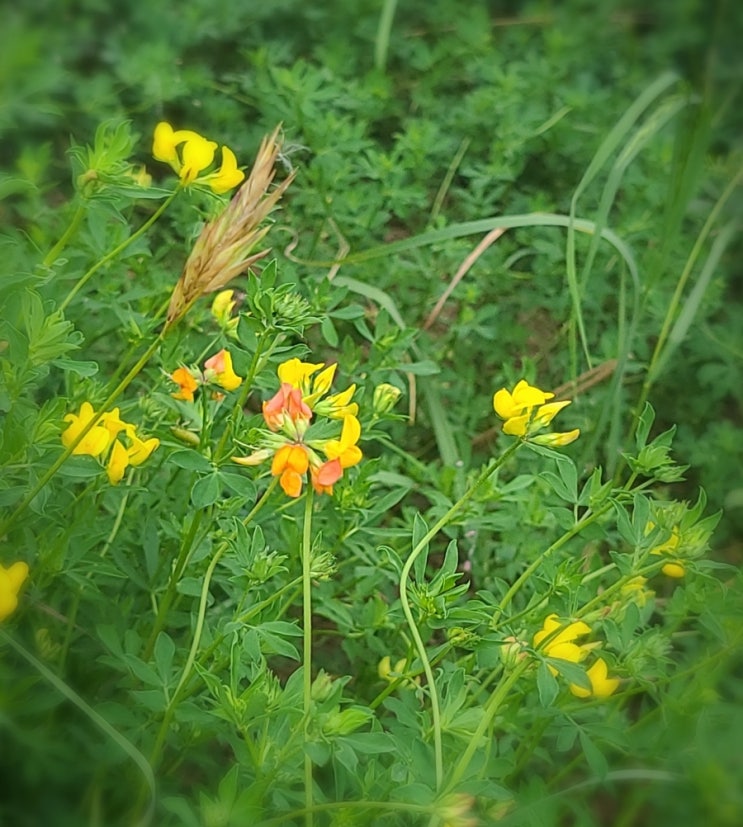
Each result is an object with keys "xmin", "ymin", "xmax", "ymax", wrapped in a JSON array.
[
  {"xmin": 647, "ymin": 522, "xmax": 685, "ymax": 578},
  {"xmin": 152, "ymin": 122, "xmax": 244, "ymax": 193},
  {"xmin": 232, "ymin": 357, "xmax": 362, "ymax": 498},
  {"xmin": 61, "ymin": 403, "xmax": 159, "ymax": 486},
  {"xmin": 494, "ymin": 378, "xmax": 579, "ymax": 445},
  {"xmin": 211, "ymin": 289, "xmax": 239, "ymax": 337},
  {"xmin": 169, "ymin": 349, "xmax": 244, "ymax": 401},
  {"xmin": 533, "ymin": 613, "xmax": 592, "ymax": 675},
  {"xmin": 0, "ymin": 561, "xmax": 29, "ymax": 622},
  {"xmin": 569, "ymin": 657, "xmax": 620, "ymax": 699}
]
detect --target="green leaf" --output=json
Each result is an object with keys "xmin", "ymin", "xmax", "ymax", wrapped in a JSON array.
[
  {"xmin": 153, "ymin": 633, "xmax": 175, "ymax": 683},
  {"xmin": 169, "ymin": 449, "xmax": 213, "ymax": 473},
  {"xmin": 191, "ymin": 473, "xmax": 221, "ymax": 508},
  {"xmin": 536, "ymin": 662, "xmax": 559, "ymax": 706}
]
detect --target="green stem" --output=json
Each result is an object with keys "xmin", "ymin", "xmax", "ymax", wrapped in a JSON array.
[
  {"xmin": 399, "ymin": 439, "xmax": 521, "ymax": 791},
  {"xmin": 213, "ymin": 331, "xmax": 281, "ymax": 463},
  {"xmin": 447, "ymin": 658, "xmax": 532, "ymax": 791},
  {"xmin": 43, "ymin": 203, "xmax": 86, "ymax": 267},
  {"xmin": 497, "ymin": 502, "xmax": 613, "ymax": 615},
  {"xmin": 146, "ymin": 479, "xmax": 278, "ymax": 772},
  {"xmin": 59, "ymin": 190, "xmax": 178, "ymax": 313},
  {"xmin": 0, "ymin": 331, "xmax": 166, "ymax": 538},
  {"xmin": 144, "ymin": 507, "xmax": 206, "ymax": 660},
  {"xmin": 2, "ymin": 631, "xmax": 156, "ymax": 827},
  {"xmin": 302, "ymin": 486, "xmax": 315, "ymax": 827}
]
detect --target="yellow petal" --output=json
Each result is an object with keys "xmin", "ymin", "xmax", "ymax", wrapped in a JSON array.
[
  {"xmin": 207, "ymin": 146, "xmax": 245, "ymax": 194},
  {"xmin": 180, "ymin": 135, "xmax": 217, "ymax": 184},
  {"xmin": 106, "ymin": 440, "xmax": 130, "ymax": 485},
  {"xmin": 152, "ymin": 122, "xmax": 178, "ymax": 164}
]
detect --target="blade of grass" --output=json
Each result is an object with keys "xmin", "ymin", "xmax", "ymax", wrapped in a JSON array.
[
  {"xmin": 653, "ymin": 220, "xmax": 737, "ymax": 378},
  {"xmin": 566, "ymin": 71, "xmax": 679, "ymax": 372},
  {"xmin": 374, "ymin": 0, "xmax": 398, "ymax": 71}
]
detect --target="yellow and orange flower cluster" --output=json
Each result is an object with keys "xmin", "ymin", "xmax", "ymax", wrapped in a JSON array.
[
  {"xmin": 233, "ymin": 357, "xmax": 362, "ymax": 498},
  {"xmin": 494, "ymin": 380, "xmax": 579, "ymax": 447},
  {"xmin": 170, "ymin": 349, "xmax": 243, "ymax": 402},
  {"xmin": 0, "ymin": 561, "xmax": 29, "ymax": 622},
  {"xmin": 61, "ymin": 403, "xmax": 159, "ymax": 485},
  {"xmin": 152, "ymin": 122, "xmax": 245, "ymax": 194},
  {"xmin": 533, "ymin": 614, "xmax": 620, "ymax": 699}
]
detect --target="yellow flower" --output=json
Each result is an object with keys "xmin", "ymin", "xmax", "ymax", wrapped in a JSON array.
[
  {"xmin": 569, "ymin": 657, "xmax": 620, "ymax": 699},
  {"xmin": 152, "ymin": 122, "xmax": 244, "ymax": 193},
  {"xmin": 494, "ymin": 380, "xmax": 553, "ymax": 420},
  {"xmin": 271, "ymin": 443, "xmax": 310, "ymax": 498},
  {"xmin": 661, "ymin": 561, "xmax": 686, "ymax": 578},
  {"xmin": 0, "ymin": 561, "xmax": 29, "ymax": 622},
  {"xmin": 106, "ymin": 440, "xmax": 131, "ymax": 485},
  {"xmin": 106, "ymin": 433, "xmax": 161, "ymax": 485},
  {"xmin": 530, "ymin": 428, "xmax": 581, "ymax": 447},
  {"xmin": 61, "ymin": 402, "xmax": 112, "ymax": 457},
  {"xmin": 127, "ymin": 433, "xmax": 160, "ymax": 467},
  {"xmin": 494, "ymin": 378, "xmax": 578, "ymax": 444},
  {"xmin": 314, "ymin": 384, "xmax": 359, "ymax": 419},
  {"xmin": 211, "ymin": 289, "xmax": 239, "ymax": 336},
  {"xmin": 322, "ymin": 415, "xmax": 363, "ymax": 469},
  {"xmin": 202, "ymin": 146, "xmax": 244, "ymax": 194},
  {"xmin": 533, "ymin": 613, "xmax": 591, "ymax": 675},
  {"xmin": 647, "ymin": 523, "xmax": 685, "ymax": 578},
  {"xmin": 62, "ymin": 403, "xmax": 158, "ymax": 485},
  {"xmin": 278, "ymin": 358, "xmax": 325, "ymax": 396},
  {"xmin": 203, "ymin": 349, "xmax": 243, "ymax": 392}
]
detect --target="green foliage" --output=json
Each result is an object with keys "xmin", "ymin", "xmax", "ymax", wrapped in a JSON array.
[{"xmin": 2, "ymin": 2, "xmax": 742, "ymax": 826}]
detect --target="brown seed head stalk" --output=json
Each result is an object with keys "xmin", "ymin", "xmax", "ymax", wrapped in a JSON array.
[{"xmin": 165, "ymin": 125, "xmax": 295, "ymax": 328}]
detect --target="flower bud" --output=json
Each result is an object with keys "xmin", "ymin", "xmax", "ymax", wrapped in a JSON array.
[{"xmin": 373, "ymin": 383, "xmax": 402, "ymax": 415}]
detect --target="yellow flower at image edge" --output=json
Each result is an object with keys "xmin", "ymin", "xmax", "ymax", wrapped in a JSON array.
[
  {"xmin": 0, "ymin": 562, "xmax": 29, "ymax": 622},
  {"xmin": 152, "ymin": 121, "xmax": 245, "ymax": 194}
]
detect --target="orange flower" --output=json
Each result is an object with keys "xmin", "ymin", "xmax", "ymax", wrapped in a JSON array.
[
  {"xmin": 271, "ymin": 443, "xmax": 310, "ymax": 498},
  {"xmin": 171, "ymin": 367, "xmax": 199, "ymax": 402}
]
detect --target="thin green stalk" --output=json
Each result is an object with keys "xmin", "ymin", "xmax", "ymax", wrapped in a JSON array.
[
  {"xmin": 59, "ymin": 190, "xmax": 178, "ymax": 313},
  {"xmin": 302, "ymin": 486, "xmax": 315, "ymax": 827},
  {"xmin": 400, "ymin": 440, "xmax": 521, "ymax": 791},
  {"xmin": 144, "ymin": 507, "xmax": 206, "ymax": 660},
  {"xmin": 145, "ymin": 479, "xmax": 278, "ymax": 775},
  {"xmin": 2, "ymin": 631, "xmax": 156, "ymax": 827},
  {"xmin": 43, "ymin": 202, "xmax": 86, "ymax": 266},
  {"xmin": 497, "ymin": 502, "xmax": 613, "ymax": 615},
  {"xmin": 446, "ymin": 658, "xmax": 532, "ymax": 791},
  {"xmin": 374, "ymin": 0, "xmax": 398, "ymax": 71}
]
